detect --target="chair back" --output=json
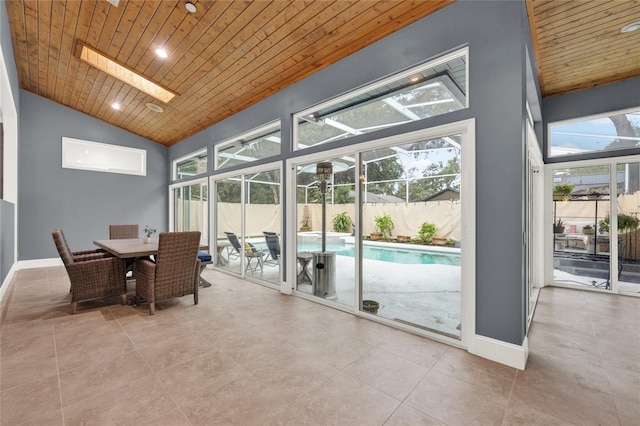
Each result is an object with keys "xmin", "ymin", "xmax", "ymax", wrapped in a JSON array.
[
  {"xmin": 264, "ymin": 233, "xmax": 281, "ymax": 259},
  {"xmin": 224, "ymin": 232, "xmax": 242, "ymax": 252},
  {"xmin": 109, "ymin": 224, "xmax": 139, "ymax": 239},
  {"xmin": 52, "ymin": 228, "xmax": 74, "ymax": 266},
  {"xmin": 153, "ymin": 231, "xmax": 201, "ymax": 299}
]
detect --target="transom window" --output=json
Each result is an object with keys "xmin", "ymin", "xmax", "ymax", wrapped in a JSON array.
[
  {"xmin": 549, "ymin": 107, "xmax": 640, "ymax": 158},
  {"xmin": 215, "ymin": 121, "xmax": 281, "ymax": 170},
  {"xmin": 173, "ymin": 149, "xmax": 207, "ymax": 180},
  {"xmin": 294, "ymin": 48, "xmax": 468, "ymax": 150}
]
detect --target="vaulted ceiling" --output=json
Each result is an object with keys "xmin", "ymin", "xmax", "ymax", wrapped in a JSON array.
[{"xmin": 6, "ymin": 0, "xmax": 640, "ymax": 146}]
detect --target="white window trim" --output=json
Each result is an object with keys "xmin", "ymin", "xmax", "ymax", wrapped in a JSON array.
[
  {"xmin": 286, "ymin": 118, "xmax": 475, "ymax": 351},
  {"xmin": 292, "ymin": 46, "xmax": 469, "ymax": 151},
  {"xmin": 214, "ymin": 120, "xmax": 281, "ymax": 170},
  {"xmin": 547, "ymin": 105, "xmax": 640, "ymax": 159},
  {"xmin": 168, "ymin": 177, "xmax": 208, "ymax": 244},
  {"xmin": 62, "ymin": 137, "xmax": 146, "ymax": 176},
  {"xmin": 172, "ymin": 148, "xmax": 207, "ymax": 181}
]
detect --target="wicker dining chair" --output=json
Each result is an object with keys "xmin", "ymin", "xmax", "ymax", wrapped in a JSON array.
[
  {"xmin": 52, "ymin": 229, "xmax": 127, "ymax": 313},
  {"xmin": 109, "ymin": 224, "xmax": 139, "ymax": 274},
  {"xmin": 135, "ymin": 231, "xmax": 201, "ymax": 315},
  {"xmin": 55, "ymin": 227, "xmax": 111, "ymax": 261},
  {"xmin": 109, "ymin": 224, "xmax": 139, "ymax": 239}
]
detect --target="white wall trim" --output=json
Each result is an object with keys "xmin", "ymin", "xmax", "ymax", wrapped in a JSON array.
[
  {"xmin": 469, "ymin": 334, "xmax": 529, "ymax": 370},
  {"xmin": 0, "ymin": 262, "xmax": 18, "ymax": 303},
  {"xmin": 18, "ymin": 258, "xmax": 62, "ymax": 269}
]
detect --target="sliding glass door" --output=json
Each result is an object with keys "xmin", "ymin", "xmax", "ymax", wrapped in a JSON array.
[
  {"xmin": 550, "ymin": 157, "xmax": 640, "ymax": 295},
  {"xmin": 213, "ymin": 165, "xmax": 281, "ymax": 287}
]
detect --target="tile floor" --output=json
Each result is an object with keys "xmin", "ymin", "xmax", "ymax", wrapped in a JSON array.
[{"xmin": 1, "ymin": 266, "xmax": 638, "ymax": 425}]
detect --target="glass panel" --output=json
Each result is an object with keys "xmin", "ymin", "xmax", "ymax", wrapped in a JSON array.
[
  {"xmin": 216, "ymin": 124, "xmax": 281, "ymax": 170},
  {"xmin": 552, "ymin": 166, "xmax": 611, "ymax": 289},
  {"xmin": 295, "ymin": 50, "xmax": 467, "ymax": 150},
  {"xmin": 295, "ymin": 157, "xmax": 356, "ymax": 308},
  {"xmin": 245, "ymin": 169, "xmax": 281, "ymax": 285},
  {"xmin": 173, "ymin": 181, "xmax": 208, "ymax": 245},
  {"xmin": 360, "ymin": 135, "xmax": 462, "ymax": 339},
  {"xmin": 549, "ymin": 109, "xmax": 640, "ymax": 158},
  {"xmin": 216, "ymin": 176, "xmax": 242, "ymax": 273},
  {"xmin": 175, "ymin": 150, "xmax": 207, "ymax": 179},
  {"xmin": 616, "ymin": 162, "xmax": 640, "ymax": 294}
]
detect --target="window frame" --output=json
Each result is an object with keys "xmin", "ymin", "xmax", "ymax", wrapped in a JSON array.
[
  {"xmin": 214, "ymin": 120, "xmax": 282, "ymax": 171},
  {"xmin": 172, "ymin": 148, "xmax": 208, "ymax": 181},
  {"xmin": 292, "ymin": 47, "xmax": 469, "ymax": 151}
]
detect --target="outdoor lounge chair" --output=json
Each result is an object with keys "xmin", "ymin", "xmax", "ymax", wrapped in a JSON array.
[
  {"xmin": 52, "ymin": 229, "xmax": 127, "ymax": 313},
  {"xmin": 263, "ymin": 232, "xmax": 281, "ymax": 267},
  {"xmin": 135, "ymin": 231, "xmax": 201, "ymax": 315},
  {"xmin": 224, "ymin": 231, "xmax": 265, "ymax": 272}
]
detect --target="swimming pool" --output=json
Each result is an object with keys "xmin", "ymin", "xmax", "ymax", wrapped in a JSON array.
[{"xmin": 297, "ymin": 241, "xmax": 460, "ymax": 266}]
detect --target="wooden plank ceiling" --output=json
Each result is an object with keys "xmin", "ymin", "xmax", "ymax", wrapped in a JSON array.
[
  {"xmin": 527, "ymin": 0, "xmax": 640, "ymax": 97},
  {"xmin": 5, "ymin": 0, "xmax": 453, "ymax": 146},
  {"xmin": 6, "ymin": 1, "xmax": 639, "ymax": 146}
]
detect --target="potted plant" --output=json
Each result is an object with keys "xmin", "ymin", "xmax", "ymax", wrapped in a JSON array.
[
  {"xmin": 373, "ymin": 214, "xmax": 394, "ymax": 239},
  {"xmin": 553, "ymin": 218, "xmax": 565, "ymax": 234},
  {"xmin": 418, "ymin": 222, "xmax": 437, "ymax": 244},
  {"xmin": 553, "ymin": 183, "xmax": 575, "ymax": 201},
  {"xmin": 143, "ymin": 225, "xmax": 157, "ymax": 243},
  {"xmin": 332, "ymin": 212, "xmax": 352, "ymax": 233},
  {"xmin": 581, "ymin": 224, "xmax": 595, "ymax": 235},
  {"xmin": 431, "ymin": 236, "xmax": 447, "ymax": 245}
]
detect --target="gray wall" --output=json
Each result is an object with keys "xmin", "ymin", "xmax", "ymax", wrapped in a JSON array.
[
  {"xmin": 18, "ymin": 91, "xmax": 168, "ymax": 260},
  {"xmin": 1, "ymin": 0, "xmax": 20, "ymax": 288},
  {"xmin": 172, "ymin": 1, "xmax": 531, "ymax": 345},
  {"xmin": 542, "ymin": 78, "xmax": 640, "ymax": 163},
  {"xmin": 0, "ymin": 200, "xmax": 14, "ymax": 283}
]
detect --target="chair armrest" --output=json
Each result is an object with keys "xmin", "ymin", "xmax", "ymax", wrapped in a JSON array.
[
  {"xmin": 135, "ymin": 258, "xmax": 156, "ymax": 301},
  {"xmin": 65, "ymin": 256, "xmax": 126, "ymax": 295}
]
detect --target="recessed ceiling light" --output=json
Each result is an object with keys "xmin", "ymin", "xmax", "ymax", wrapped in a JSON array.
[
  {"xmin": 146, "ymin": 103, "xmax": 164, "ymax": 113},
  {"xmin": 155, "ymin": 48, "xmax": 168, "ymax": 58},
  {"xmin": 185, "ymin": 2, "xmax": 197, "ymax": 13},
  {"xmin": 111, "ymin": 102, "xmax": 121, "ymax": 110},
  {"xmin": 621, "ymin": 21, "xmax": 640, "ymax": 33},
  {"xmin": 410, "ymin": 76, "xmax": 420, "ymax": 83}
]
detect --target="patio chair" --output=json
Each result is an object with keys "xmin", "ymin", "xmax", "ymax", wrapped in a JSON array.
[
  {"xmin": 135, "ymin": 231, "xmax": 201, "ymax": 315},
  {"xmin": 52, "ymin": 229, "xmax": 127, "ymax": 313},
  {"xmin": 55, "ymin": 227, "xmax": 111, "ymax": 261},
  {"xmin": 224, "ymin": 231, "xmax": 265, "ymax": 273},
  {"xmin": 263, "ymin": 232, "xmax": 281, "ymax": 267},
  {"xmin": 109, "ymin": 224, "xmax": 139, "ymax": 274},
  {"xmin": 109, "ymin": 224, "xmax": 139, "ymax": 239}
]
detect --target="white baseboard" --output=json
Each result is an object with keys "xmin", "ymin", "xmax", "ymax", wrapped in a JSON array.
[
  {"xmin": 0, "ymin": 262, "xmax": 18, "ymax": 302},
  {"xmin": 469, "ymin": 334, "xmax": 529, "ymax": 370},
  {"xmin": 18, "ymin": 258, "xmax": 62, "ymax": 269}
]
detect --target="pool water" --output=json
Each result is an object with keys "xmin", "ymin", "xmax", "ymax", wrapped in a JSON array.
[{"xmin": 297, "ymin": 242, "xmax": 460, "ymax": 266}]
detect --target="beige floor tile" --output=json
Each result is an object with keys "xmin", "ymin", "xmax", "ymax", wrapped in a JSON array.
[
  {"xmin": 1, "ymin": 353, "xmax": 58, "ymax": 390},
  {"xmin": 178, "ymin": 376, "xmax": 291, "ymax": 425},
  {"xmin": 431, "ymin": 348, "xmax": 516, "ymax": 398},
  {"xmin": 383, "ymin": 404, "xmax": 445, "ymax": 425},
  {"xmin": 136, "ymin": 333, "xmax": 216, "ymax": 372},
  {"xmin": 376, "ymin": 332, "xmax": 448, "ymax": 369},
  {"xmin": 58, "ymin": 349, "xmax": 152, "ymax": 406},
  {"xmin": 270, "ymin": 371, "xmax": 400, "ymax": 426},
  {"xmin": 0, "ymin": 376, "xmax": 61, "ymax": 425},
  {"xmin": 343, "ymin": 347, "xmax": 429, "ymax": 400},
  {"xmin": 142, "ymin": 407, "xmax": 192, "ymax": 426},
  {"xmin": 156, "ymin": 350, "xmax": 255, "ymax": 406},
  {"xmin": 614, "ymin": 397, "xmax": 640, "ymax": 426},
  {"xmin": 605, "ymin": 364, "xmax": 640, "ymax": 403},
  {"xmin": 511, "ymin": 369, "xmax": 619, "ymax": 426},
  {"xmin": 14, "ymin": 408, "xmax": 64, "ymax": 426},
  {"xmin": 502, "ymin": 400, "xmax": 574, "ymax": 425},
  {"xmin": 405, "ymin": 370, "xmax": 508, "ymax": 426},
  {"xmin": 55, "ymin": 331, "xmax": 137, "ymax": 373},
  {"xmin": 62, "ymin": 375, "xmax": 178, "ymax": 426}
]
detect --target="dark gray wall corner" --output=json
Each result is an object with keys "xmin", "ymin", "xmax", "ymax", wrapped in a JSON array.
[{"xmin": 18, "ymin": 91, "xmax": 169, "ymax": 260}]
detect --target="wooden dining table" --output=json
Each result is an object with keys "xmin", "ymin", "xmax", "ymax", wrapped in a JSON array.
[
  {"xmin": 94, "ymin": 238, "xmax": 214, "ymax": 287},
  {"xmin": 93, "ymin": 238, "xmax": 158, "ymax": 258}
]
